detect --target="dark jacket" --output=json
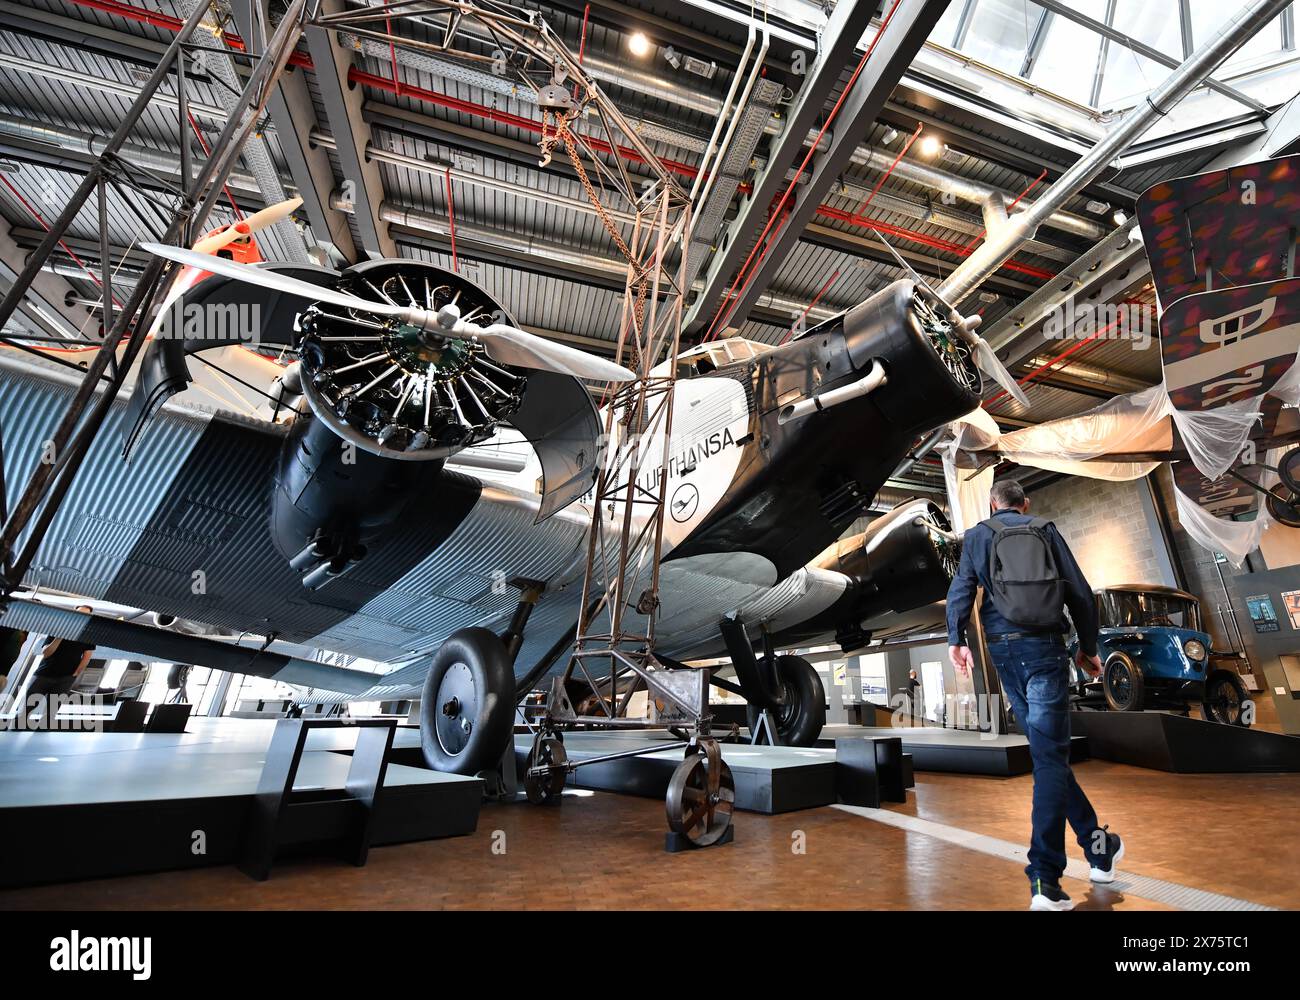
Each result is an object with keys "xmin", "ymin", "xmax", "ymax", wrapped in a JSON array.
[{"xmin": 945, "ymin": 508, "xmax": 1099, "ymax": 656}]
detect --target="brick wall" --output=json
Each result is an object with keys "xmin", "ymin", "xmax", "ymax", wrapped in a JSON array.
[{"xmin": 1028, "ymin": 475, "xmax": 1170, "ymax": 593}]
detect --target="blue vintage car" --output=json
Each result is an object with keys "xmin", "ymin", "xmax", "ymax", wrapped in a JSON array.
[{"xmin": 1068, "ymin": 585, "xmax": 1252, "ymax": 726}]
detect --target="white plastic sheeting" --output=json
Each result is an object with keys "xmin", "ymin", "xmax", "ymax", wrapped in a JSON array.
[
  {"xmin": 938, "ymin": 406, "xmax": 998, "ymax": 531},
  {"xmin": 940, "ymin": 346, "xmax": 1300, "ymax": 564},
  {"xmin": 1172, "ymin": 483, "xmax": 1276, "ymax": 566}
]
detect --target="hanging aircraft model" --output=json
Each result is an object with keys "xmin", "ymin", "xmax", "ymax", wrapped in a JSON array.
[
  {"xmin": 0, "ymin": 207, "xmax": 1012, "ymax": 772},
  {"xmin": 940, "ymin": 154, "xmax": 1300, "ymax": 560}
]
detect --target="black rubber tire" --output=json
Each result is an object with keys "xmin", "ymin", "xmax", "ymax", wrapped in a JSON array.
[
  {"xmin": 746, "ymin": 654, "xmax": 826, "ymax": 747},
  {"xmin": 420, "ymin": 627, "xmax": 515, "ymax": 774},
  {"xmin": 1279, "ymin": 446, "xmax": 1300, "ymax": 495},
  {"xmin": 1202, "ymin": 669, "xmax": 1251, "ymax": 727},
  {"xmin": 1266, "ymin": 483, "xmax": 1300, "ymax": 527},
  {"xmin": 1103, "ymin": 652, "xmax": 1145, "ymax": 712}
]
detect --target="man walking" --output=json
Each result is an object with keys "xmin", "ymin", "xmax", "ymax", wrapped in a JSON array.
[{"xmin": 946, "ymin": 478, "xmax": 1123, "ymax": 911}]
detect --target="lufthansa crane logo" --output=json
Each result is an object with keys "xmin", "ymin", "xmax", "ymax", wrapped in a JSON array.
[{"xmin": 670, "ymin": 482, "xmax": 699, "ymax": 522}]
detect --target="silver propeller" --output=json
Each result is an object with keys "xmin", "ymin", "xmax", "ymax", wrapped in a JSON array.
[
  {"xmin": 142, "ymin": 243, "xmax": 638, "ymax": 383},
  {"xmin": 964, "ymin": 314, "xmax": 1030, "ymax": 409}
]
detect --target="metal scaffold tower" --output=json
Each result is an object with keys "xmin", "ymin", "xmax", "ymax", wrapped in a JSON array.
[{"xmin": 324, "ymin": 0, "xmax": 729, "ymax": 843}]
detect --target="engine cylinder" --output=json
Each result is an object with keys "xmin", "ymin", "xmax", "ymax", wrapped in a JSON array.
[
  {"xmin": 269, "ymin": 259, "xmax": 522, "ymax": 586},
  {"xmin": 296, "ymin": 259, "xmax": 528, "ymax": 462}
]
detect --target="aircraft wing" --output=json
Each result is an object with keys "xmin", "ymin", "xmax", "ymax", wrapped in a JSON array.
[
  {"xmin": 1137, "ymin": 154, "xmax": 1300, "ymax": 310},
  {"xmin": 0, "ymin": 348, "xmax": 596, "ymax": 696}
]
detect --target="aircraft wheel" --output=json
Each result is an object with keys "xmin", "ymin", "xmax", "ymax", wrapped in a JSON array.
[
  {"xmin": 1279, "ymin": 447, "xmax": 1300, "ymax": 495},
  {"xmin": 1102, "ymin": 652, "xmax": 1145, "ymax": 712},
  {"xmin": 746, "ymin": 654, "xmax": 826, "ymax": 746},
  {"xmin": 1266, "ymin": 484, "xmax": 1300, "ymax": 528},
  {"xmin": 665, "ymin": 742, "xmax": 734, "ymax": 847},
  {"xmin": 523, "ymin": 732, "xmax": 568, "ymax": 804},
  {"xmin": 420, "ymin": 627, "xmax": 515, "ymax": 774},
  {"xmin": 1202, "ymin": 670, "xmax": 1251, "ymax": 727}
]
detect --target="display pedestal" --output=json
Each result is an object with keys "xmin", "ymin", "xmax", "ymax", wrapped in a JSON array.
[{"xmin": 664, "ymin": 824, "xmax": 735, "ymax": 853}]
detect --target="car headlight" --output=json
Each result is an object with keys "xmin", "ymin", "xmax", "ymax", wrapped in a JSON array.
[{"xmin": 1183, "ymin": 639, "xmax": 1207, "ymax": 661}]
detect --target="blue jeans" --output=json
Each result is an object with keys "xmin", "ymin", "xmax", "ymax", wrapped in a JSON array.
[{"xmin": 987, "ymin": 634, "xmax": 1100, "ymax": 886}]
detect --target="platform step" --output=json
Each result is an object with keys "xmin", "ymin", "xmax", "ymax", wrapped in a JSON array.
[{"xmin": 1070, "ymin": 710, "xmax": 1300, "ymax": 772}]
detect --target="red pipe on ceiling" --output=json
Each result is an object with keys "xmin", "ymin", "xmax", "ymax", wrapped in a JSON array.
[
  {"xmin": 66, "ymin": 0, "xmax": 313, "ymax": 68},
  {"xmin": 815, "ymin": 206, "xmax": 1054, "ymax": 280},
  {"xmin": 68, "ymin": 0, "xmax": 1057, "ymax": 294}
]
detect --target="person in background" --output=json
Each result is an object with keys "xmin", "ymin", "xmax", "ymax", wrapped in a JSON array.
[
  {"xmin": 945, "ymin": 479, "xmax": 1123, "ymax": 912},
  {"xmin": 0, "ymin": 624, "xmax": 26, "ymax": 695},
  {"xmin": 28, "ymin": 606, "xmax": 97, "ymax": 699},
  {"xmin": 905, "ymin": 668, "xmax": 921, "ymax": 718}
]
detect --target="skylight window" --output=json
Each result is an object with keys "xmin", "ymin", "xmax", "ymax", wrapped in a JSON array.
[{"xmin": 926, "ymin": 0, "xmax": 1295, "ymax": 113}]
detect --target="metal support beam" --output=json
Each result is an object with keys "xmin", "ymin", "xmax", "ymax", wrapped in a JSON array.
[
  {"xmin": 306, "ymin": 0, "xmax": 396, "ymax": 259},
  {"xmin": 0, "ymin": 0, "xmax": 309, "ymax": 596},
  {"xmin": 987, "ymin": 80, "xmax": 1300, "ymax": 389},
  {"xmin": 937, "ymin": 0, "xmax": 1292, "ymax": 307},
  {"xmin": 0, "ymin": 224, "xmax": 94, "ymax": 342},
  {"xmin": 1234, "ymin": 90, "xmax": 1300, "ymax": 158},
  {"xmin": 229, "ymin": 0, "xmax": 357, "ymax": 264},
  {"xmin": 684, "ymin": 0, "xmax": 886, "ymax": 334},
  {"xmin": 0, "ymin": 1, "xmax": 174, "ymax": 69},
  {"xmin": 184, "ymin": 0, "xmax": 308, "ymax": 262}
]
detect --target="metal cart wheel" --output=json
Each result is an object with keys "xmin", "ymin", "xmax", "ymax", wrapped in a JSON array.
[
  {"xmin": 665, "ymin": 742, "xmax": 735, "ymax": 847},
  {"xmin": 523, "ymin": 732, "xmax": 569, "ymax": 804}
]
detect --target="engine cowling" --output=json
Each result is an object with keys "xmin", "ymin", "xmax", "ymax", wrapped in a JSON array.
[
  {"xmin": 270, "ymin": 260, "xmax": 525, "ymax": 589},
  {"xmin": 770, "ymin": 498, "xmax": 960, "ymax": 650},
  {"xmin": 296, "ymin": 259, "xmax": 527, "ymax": 460},
  {"xmin": 815, "ymin": 499, "xmax": 959, "ymax": 622}
]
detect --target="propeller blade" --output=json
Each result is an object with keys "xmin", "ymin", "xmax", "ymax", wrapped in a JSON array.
[
  {"xmin": 143, "ymin": 243, "xmax": 638, "ymax": 382},
  {"xmin": 240, "ymin": 196, "xmax": 304, "ymax": 233},
  {"xmin": 191, "ymin": 227, "xmax": 245, "ymax": 256},
  {"xmin": 470, "ymin": 323, "xmax": 637, "ymax": 382},
  {"xmin": 972, "ymin": 335, "xmax": 1030, "ymax": 408},
  {"xmin": 141, "ymin": 243, "xmax": 405, "ymax": 317},
  {"xmin": 189, "ymin": 197, "xmax": 304, "ymax": 255}
]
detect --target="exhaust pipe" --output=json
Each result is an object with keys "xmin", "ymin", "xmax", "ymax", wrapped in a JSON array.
[{"xmin": 778, "ymin": 360, "xmax": 887, "ymax": 425}]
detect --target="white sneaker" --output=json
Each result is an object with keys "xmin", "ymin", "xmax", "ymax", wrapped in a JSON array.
[
  {"xmin": 1089, "ymin": 830, "xmax": 1125, "ymax": 884},
  {"xmin": 1029, "ymin": 880, "xmax": 1074, "ymax": 911}
]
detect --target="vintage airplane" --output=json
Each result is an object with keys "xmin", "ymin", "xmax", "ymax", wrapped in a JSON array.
[
  {"xmin": 0, "ymin": 220, "xmax": 1003, "ymax": 773},
  {"xmin": 940, "ymin": 154, "xmax": 1300, "ymax": 560}
]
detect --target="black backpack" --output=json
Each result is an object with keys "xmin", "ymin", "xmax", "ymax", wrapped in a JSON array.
[{"xmin": 983, "ymin": 516, "xmax": 1065, "ymax": 629}]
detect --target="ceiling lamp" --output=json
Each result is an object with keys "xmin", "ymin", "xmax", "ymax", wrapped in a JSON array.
[
  {"xmin": 918, "ymin": 135, "xmax": 941, "ymax": 158},
  {"xmin": 628, "ymin": 32, "xmax": 652, "ymax": 57}
]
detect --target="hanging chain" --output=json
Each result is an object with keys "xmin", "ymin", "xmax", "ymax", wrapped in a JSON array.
[{"xmin": 541, "ymin": 101, "xmax": 652, "ymax": 375}]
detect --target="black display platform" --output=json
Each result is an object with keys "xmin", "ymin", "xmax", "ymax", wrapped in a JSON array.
[
  {"xmin": 0, "ymin": 718, "xmax": 482, "ymax": 888},
  {"xmin": 817, "ymin": 725, "xmax": 1089, "ymax": 776},
  {"xmin": 514, "ymin": 732, "xmax": 850, "ymax": 814},
  {"xmin": 1070, "ymin": 710, "xmax": 1300, "ymax": 773}
]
